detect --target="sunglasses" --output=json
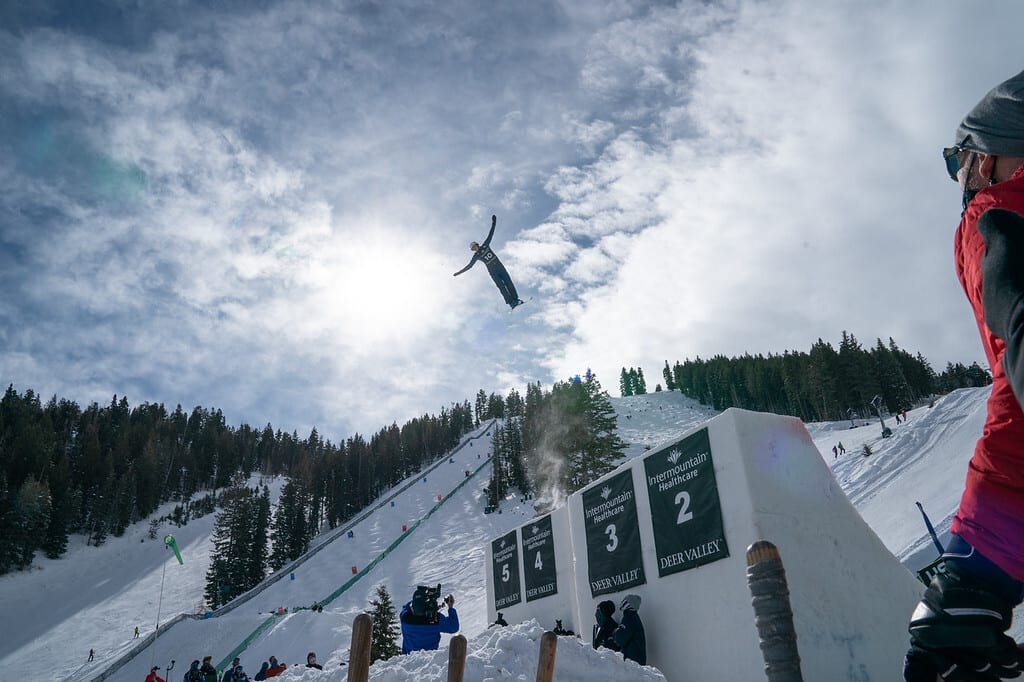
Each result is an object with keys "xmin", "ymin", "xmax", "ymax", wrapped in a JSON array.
[{"xmin": 943, "ymin": 145, "xmax": 969, "ymax": 181}]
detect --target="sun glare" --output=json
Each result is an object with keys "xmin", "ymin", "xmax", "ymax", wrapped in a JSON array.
[{"xmin": 324, "ymin": 232, "xmax": 443, "ymax": 344}]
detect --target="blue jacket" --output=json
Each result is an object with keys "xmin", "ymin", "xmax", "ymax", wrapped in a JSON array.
[
  {"xmin": 612, "ymin": 608, "xmax": 646, "ymax": 666},
  {"xmin": 399, "ymin": 602, "xmax": 459, "ymax": 654}
]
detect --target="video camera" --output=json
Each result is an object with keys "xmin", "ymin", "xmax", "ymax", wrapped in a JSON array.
[{"xmin": 410, "ymin": 583, "xmax": 442, "ymax": 624}]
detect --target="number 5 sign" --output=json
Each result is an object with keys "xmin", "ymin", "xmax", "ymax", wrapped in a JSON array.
[
  {"xmin": 643, "ymin": 428, "xmax": 729, "ymax": 577},
  {"xmin": 491, "ymin": 530, "xmax": 522, "ymax": 610}
]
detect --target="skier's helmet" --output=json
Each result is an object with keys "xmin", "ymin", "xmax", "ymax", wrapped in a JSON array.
[{"xmin": 470, "ymin": 241, "xmax": 479, "ymax": 250}]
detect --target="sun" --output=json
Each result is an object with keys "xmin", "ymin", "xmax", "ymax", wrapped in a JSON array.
[{"xmin": 321, "ymin": 231, "xmax": 443, "ymax": 344}]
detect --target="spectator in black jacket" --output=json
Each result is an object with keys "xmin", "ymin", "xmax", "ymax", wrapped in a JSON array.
[
  {"xmin": 592, "ymin": 600, "xmax": 620, "ymax": 651},
  {"xmin": 612, "ymin": 594, "xmax": 647, "ymax": 666}
]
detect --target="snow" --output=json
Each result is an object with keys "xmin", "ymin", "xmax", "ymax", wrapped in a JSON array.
[{"xmin": 0, "ymin": 387, "xmax": 1018, "ymax": 682}]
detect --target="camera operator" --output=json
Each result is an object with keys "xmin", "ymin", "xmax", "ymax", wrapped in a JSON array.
[{"xmin": 399, "ymin": 587, "xmax": 460, "ymax": 654}]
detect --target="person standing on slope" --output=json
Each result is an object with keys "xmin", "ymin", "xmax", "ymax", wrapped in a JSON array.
[
  {"xmin": 453, "ymin": 215, "xmax": 525, "ymax": 310},
  {"xmin": 904, "ymin": 68, "xmax": 1024, "ymax": 681}
]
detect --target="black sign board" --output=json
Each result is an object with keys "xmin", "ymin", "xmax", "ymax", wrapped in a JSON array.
[
  {"xmin": 491, "ymin": 530, "xmax": 522, "ymax": 610},
  {"xmin": 522, "ymin": 514, "xmax": 558, "ymax": 602},
  {"xmin": 643, "ymin": 427, "xmax": 729, "ymax": 577},
  {"xmin": 582, "ymin": 469, "xmax": 646, "ymax": 596}
]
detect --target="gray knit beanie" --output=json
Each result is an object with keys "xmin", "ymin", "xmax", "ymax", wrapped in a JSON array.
[
  {"xmin": 620, "ymin": 594, "xmax": 641, "ymax": 612},
  {"xmin": 956, "ymin": 69, "xmax": 1024, "ymax": 155}
]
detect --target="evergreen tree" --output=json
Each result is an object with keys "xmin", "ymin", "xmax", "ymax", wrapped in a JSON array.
[
  {"xmin": 368, "ymin": 584, "xmax": 401, "ymax": 662},
  {"xmin": 269, "ymin": 478, "xmax": 311, "ymax": 570},
  {"xmin": 636, "ymin": 368, "xmax": 648, "ymax": 395},
  {"xmin": 663, "ymin": 360, "xmax": 676, "ymax": 391},
  {"xmin": 619, "ymin": 368, "xmax": 633, "ymax": 397},
  {"xmin": 529, "ymin": 370, "xmax": 627, "ymax": 496}
]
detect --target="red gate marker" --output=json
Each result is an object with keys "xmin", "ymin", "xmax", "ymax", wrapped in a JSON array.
[
  {"xmin": 437, "ymin": 495, "xmax": 442, "ymax": 502},
  {"xmin": 402, "ymin": 524, "xmax": 407, "ymax": 532},
  {"xmin": 351, "ymin": 566, "xmax": 357, "ymax": 575}
]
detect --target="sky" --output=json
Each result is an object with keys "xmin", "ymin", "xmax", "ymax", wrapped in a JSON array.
[
  {"xmin": 3, "ymin": 0, "xmax": 1024, "ymax": 440},
  {"xmin": 0, "ymin": 387, "xmax": 1011, "ymax": 681}
]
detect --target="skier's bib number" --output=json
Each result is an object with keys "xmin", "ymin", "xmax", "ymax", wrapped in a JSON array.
[
  {"xmin": 535, "ymin": 551, "xmax": 543, "ymax": 570},
  {"xmin": 501, "ymin": 563, "xmax": 510, "ymax": 582}
]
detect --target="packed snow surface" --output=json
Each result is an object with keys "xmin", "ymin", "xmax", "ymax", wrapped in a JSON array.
[{"xmin": 1, "ymin": 387, "xmax": 1018, "ymax": 682}]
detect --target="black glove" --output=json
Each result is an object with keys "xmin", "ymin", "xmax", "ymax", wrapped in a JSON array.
[{"xmin": 905, "ymin": 535, "xmax": 1024, "ymax": 681}]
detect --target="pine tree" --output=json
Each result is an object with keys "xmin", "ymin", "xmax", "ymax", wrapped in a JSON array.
[
  {"xmin": 269, "ymin": 478, "xmax": 311, "ymax": 570},
  {"xmin": 663, "ymin": 360, "xmax": 676, "ymax": 391},
  {"xmin": 619, "ymin": 368, "xmax": 633, "ymax": 397},
  {"xmin": 636, "ymin": 368, "xmax": 648, "ymax": 395},
  {"xmin": 368, "ymin": 584, "xmax": 401, "ymax": 662}
]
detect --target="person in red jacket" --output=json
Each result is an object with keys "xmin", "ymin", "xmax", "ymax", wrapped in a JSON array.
[
  {"xmin": 904, "ymin": 69, "xmax": 1024, "ymax": 681},
  {"xmin": 264, "ymin": 656, "xmax": 286, "ymax": 678},
  {"xmin": 144, "ymin": 666, "xmax": 166, "ymax": 682}
]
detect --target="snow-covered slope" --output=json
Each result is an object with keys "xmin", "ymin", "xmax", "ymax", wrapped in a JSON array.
[{"xmin": 0, "ymin": 386, "xmax": 1011, "ymax": 682}]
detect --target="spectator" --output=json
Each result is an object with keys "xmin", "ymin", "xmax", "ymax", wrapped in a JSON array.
[
  {"xmin": 199, "ymin": 656, "xmax": 217, "ymax": 682},
  {"xmin": 400, "ymin": 589, "xmax": 459, "ymax": 654},
  {"xmin": 221, "ymin": 657, "xmax": 240, "ymax": 682},
  {"xmin": 904, "ymin": 68, "xmax": 1024, "ymax": 681},
  {"xmin": 145, "ymin": 666, "xmax": 166, "ymax": 682},
  {"xmin": 305, "ymin": 652, "xmax": 323, "ymax": 670},
  {"xmin": 837, "ymin": 441, "xmax": 846, "ymax": 455},
  {"xmin": 264, "ymin": 657, "xmax": 286, "ymax": 678},
  {"xmin": 232, "ymin": 665, "xmax": 248, "ymax": 681},
  {"xmin": 88, "ymin": 649, "xmax": 94, "ymax": 662},
  {"xmin": 134, "ymin": 626, "xmax": 140, "ymax": 639},
  {"xmin": 183, "ymin": 660, "xmax": 202, "ymax": 682},
  {"xmin": 592, "ymin": 600, "xmax": 620, "ymax": 652},
  {"xmin": 253, "ymin": 662, "xmax": 269, "ymax": 681},
  {"xmin": 612, "ymin": 594, "xmax": 647, "ymax": 666}
]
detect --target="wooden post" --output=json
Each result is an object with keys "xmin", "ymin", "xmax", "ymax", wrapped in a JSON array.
[
  {"xmin": 446, "ymin": 634, "xmax": 468, "ymax": 682},
  {"xmin": 746, "ymin": 540, "xmax": 803, "ymax": 681},
  {"xmin": 347, "ymin": 613, "xmax": 373, "ymax": 682},
  {"xmin": 535, "ymin": 631, "xmax": 557, "ymax": 682}
]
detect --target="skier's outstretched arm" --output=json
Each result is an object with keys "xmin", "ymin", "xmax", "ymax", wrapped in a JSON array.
[
  {"xmin": 481, "ymin": 214, "xmax": 496, "ymax": 248},
  {"xmin": 453, "ymin": 257, "xmax": 476, "ymax": 276},
  {"xmin": 979, "ymin": 208, "xmax": 1024, "ymax": 409}
]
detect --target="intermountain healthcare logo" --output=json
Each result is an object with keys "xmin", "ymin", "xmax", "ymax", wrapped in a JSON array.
[
  {"xmin": 643, "ymin": 428, "xmax": 729, "ymax": 577},
  {"xmin": 582, "ymin": 469, "xmax": 646, "ymax": 596}
]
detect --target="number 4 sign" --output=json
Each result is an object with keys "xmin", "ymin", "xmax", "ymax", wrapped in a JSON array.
[
  {"xmin": 643, "ymin": 428, "xmax": 729, "ymax": 577},
  {"xmin": 521, "ymin": 514, "xmax": 557, "ymax": 602}
]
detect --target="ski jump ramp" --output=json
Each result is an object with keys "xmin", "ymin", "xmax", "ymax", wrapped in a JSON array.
[{"xmin": 486, "ymin": 408, "xmax": 924, "ymax": 681}]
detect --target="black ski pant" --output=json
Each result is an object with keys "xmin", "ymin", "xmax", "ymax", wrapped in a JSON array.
[{"xmin": 486, "ymin": 260, "xmax": 520, "ymax": 306}]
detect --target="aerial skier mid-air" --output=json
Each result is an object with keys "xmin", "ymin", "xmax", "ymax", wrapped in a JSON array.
[{"xmin": 453, "ymin": 214, "xmax": 525, "ymax": 310}]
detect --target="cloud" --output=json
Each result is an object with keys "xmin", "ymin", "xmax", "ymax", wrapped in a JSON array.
[{"xmin": 2, "ymin": 0, "xmax": 1022, "ymax": 445}]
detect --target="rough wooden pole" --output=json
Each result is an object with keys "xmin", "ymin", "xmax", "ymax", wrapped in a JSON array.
[
  {"xmin": 535, "ymin": 631, "xmax": 557, "ymax": 682},
  {"xmin": 446, "ymin": 634, "xmax": 468, "ymax": 682},
  {"xmin": 347, "ymin": 613, "xmax": 373, "ymax": 682},
  {"xmin": 746, "ymin": 540, "xmax": 803, "ymax": 681}
]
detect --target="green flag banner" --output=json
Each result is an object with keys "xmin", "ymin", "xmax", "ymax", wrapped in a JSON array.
[{"xmin": 164, "ymin": 534, "xmax": 184, "ymax": 565}]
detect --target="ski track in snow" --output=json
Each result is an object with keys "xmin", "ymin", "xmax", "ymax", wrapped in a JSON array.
[{"xmin": 1, "ymin": 386, "xmax": 1020, "ymax": 682}]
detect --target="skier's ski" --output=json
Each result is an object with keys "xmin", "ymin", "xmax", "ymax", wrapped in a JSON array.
[{"xmin": 509, "ymin": 297, "xmax": 532, "ymax": 313}]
